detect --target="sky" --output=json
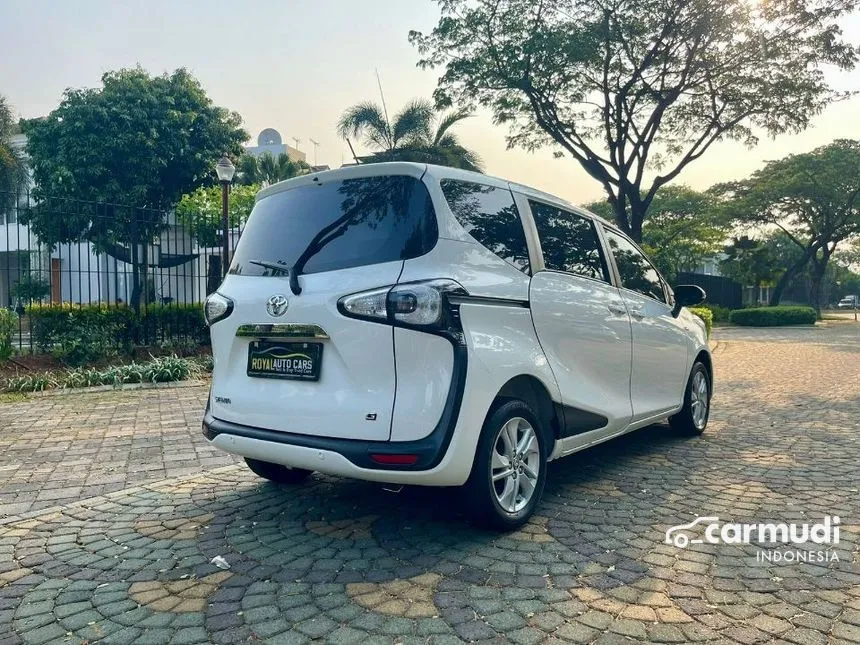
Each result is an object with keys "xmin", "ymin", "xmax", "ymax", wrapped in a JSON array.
[{"xmin": 1, "ymin": 0, "xmax": 859, "ymax": 207}]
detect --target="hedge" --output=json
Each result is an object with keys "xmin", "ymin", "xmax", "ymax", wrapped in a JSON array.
[
  {"xmin": 27, "ymin": 303, "xmax": 207, "ymax": 365},
  {"xmin": 0, "ymin": 308, "xmax": 18, "ymax": 361},
  {"xmin": 729, "ymin": 306, "xmax": 817, "ymax": 327},
  {"xmin": 688, "ymin": 307, "xmax": 712, "ymax": 338}
]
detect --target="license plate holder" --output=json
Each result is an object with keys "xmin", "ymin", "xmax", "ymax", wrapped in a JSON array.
[{"xmin": 246, "ymin": 340, "xmax": 322, "ymax": 381}]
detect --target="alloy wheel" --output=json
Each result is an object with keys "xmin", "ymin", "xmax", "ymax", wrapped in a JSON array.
[
  {"xmin": 690, "ymin": 370, "xmax": 709, "ymax": 429},
  {"xmin": 490, "ymin": 416, "xmax": 541, "ymax": 513}
]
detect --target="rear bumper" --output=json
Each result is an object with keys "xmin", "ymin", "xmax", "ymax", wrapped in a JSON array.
[
  {"xmin": 204, "ymin": 410, "xmax": 467, "ymax": 486},
  {"xmin": 203, "ymin": 338, "xmax": 469, "ymax": 482}
]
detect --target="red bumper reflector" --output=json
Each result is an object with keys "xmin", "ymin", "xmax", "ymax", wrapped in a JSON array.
[{"xmin": 369, "ymin": 453, "xmax": 419, "ymax": 465}]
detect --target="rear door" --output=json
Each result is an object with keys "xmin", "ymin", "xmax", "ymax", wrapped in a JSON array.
[
  {"xmin": 600, "ymin": 227, "xmax": 689, "ymax": 420},
  {"xmin": 525, "ymin": 200, "xmax": 634, "ymax": 436},
  {"xmin": 209, "ymin": 168, "xmax": 437, "ymax": 441}
]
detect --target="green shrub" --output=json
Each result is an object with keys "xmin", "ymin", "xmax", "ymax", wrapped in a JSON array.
[
  {"xmin": 27, "ymin": 303, "xmax": 206, "ymax": 365},
  {"xmin": 3, "ymin": 354, "xmax": 204, "ymax": 393},
  {"xmin": 699, "ymin": 303, "xmax": 732, "ymax": 323},
  {"xmin": 0, "ymin": 308, "xmax": 18, "ymax": 361},
  {"xmin": 729, "ymin": 306, "xmax": 817, "ymax": 326},
  {"xmin": 688, "ymin": 307, "xmax": 713, "ymax": 337}
]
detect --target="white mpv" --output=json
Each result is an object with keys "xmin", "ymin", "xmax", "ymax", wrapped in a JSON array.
[{"xmin": 203, "ymin": 163, "xmax": 712, "ymax": 529}]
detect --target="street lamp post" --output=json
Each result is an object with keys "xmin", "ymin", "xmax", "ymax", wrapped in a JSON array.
[{"xmin": 215, "ymin": 154, "xmax": 236, "ymax": 278}]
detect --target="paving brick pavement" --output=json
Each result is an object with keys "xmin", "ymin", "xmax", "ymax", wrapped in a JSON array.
[{"xmin": 0, "ymin": 322, "xmax": 858, "ymax": 644}]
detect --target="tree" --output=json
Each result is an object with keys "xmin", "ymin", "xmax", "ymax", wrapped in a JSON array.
[
  {"xmin": 716, "ymin": 140, "xmax": 860, "ymax": 312},
  {"xmin": 21, "ymin": 67, "xmax": 248, "ymax": 309},
  {"xmin": 337, "ymin": 98, "xmax": 483, "ymax": 171},
  {"xmin": 586, "ymin": 185, "xmax": 726, "ymax": 282},
  {"xmin": 0, "ymin": 94, "xmax": 26, "ymax": 198},
  {"xmin": 176, "ymin": 183, "xmax": 260, "ymax": 248},
  {"xmin": 236, "ymin": 152, "xmax": 310, "ymax": 186},
  {"xmin": 410, "ymin": 0, "xmax": 858, "ymax": 241}
]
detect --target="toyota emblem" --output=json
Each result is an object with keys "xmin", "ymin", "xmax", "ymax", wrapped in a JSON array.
[{"xmin": 266, "ymin": 294, "xmax": 289, "ymax": 317}]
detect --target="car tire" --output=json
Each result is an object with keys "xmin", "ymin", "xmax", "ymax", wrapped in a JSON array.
[
  {"xmin": 465, "ymin": 399, "xmax": 548, "ymax": 531},
  {"xmin": 244, "ymin": 458, "xmax": 313, "ymax": 484},
  {"xmin": 669, "ymin": 361, "xmax": 711, "ymax": 435}
]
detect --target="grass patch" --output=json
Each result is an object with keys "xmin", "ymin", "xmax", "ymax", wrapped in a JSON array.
[{"xmin": 2, "ymin": 355, "xmax": 213, "ymax": 394}]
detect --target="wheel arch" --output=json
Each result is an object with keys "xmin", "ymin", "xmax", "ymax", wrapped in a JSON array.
[
  {"xmin": 694, "ymin": 349, "xmax": 713, "ymax": 392},
  {"xmin": 493, "ymin": 374, "xmax": 560, "ymax": 454}
]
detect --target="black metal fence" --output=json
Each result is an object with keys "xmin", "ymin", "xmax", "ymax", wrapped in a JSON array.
[
  {"xmin": 676, "ymin": 271, "xmax": 743, "ymax": 309},
  {"xmin": 0, "ymin": 190, "xmax": 238, "ymax": 354}
]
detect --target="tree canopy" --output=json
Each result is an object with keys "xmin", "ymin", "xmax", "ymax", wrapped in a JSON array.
[
  {"xmin": 715, "ymin": 139, "xmax": 860, "ymax": 310},
  {"xmin": 236, "ymin": 152, "xmax": 310, "ymax": 186},
  {"xmin": 23, "ymin": 67, "xmax": 247, "ymax": 212},
  {"xmin": 0, "ymin": 94, "xmax": 26, "ymax": 198},
  {"xmin": 175, "ymin": 183, "xmax": 260, "ymax": 248},
  {"xmin": 586, "ymin": 185, "xmax": 726, "ymax": 282},
  {"xmin": 20, "ymin": 67, "xmax": 248, "ymax": 309},
  {"xmin": 410, "ymin": 0, "xmax": 858, "ymax": 240},
  {"xmin": 337, "ymin": 98, "xmax": 483, "ymax": 171}
]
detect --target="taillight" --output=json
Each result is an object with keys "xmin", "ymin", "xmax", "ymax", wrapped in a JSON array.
[
  {"xmin": 338, "ymin": 279, "xmax": 466, "ymax": 331},
  {"xmin": 204, "ymin": 293, "xmax": 234, "ymax": 326}
]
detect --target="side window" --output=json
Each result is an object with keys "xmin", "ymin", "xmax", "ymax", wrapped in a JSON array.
[
  {"xmin": 603, "ymin": 229, "xmax": 666, "ymax": 303},
  {"xmin": 440, "ymin": 179, "xmax": 530, "ymax": 273},
  {"xmin": 529, "ymin": 201, "xmax": 608, "ymax": 282}
]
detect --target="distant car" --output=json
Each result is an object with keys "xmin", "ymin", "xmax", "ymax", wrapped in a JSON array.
[
  {"xmin": 837, "ymin": 296, "xmax": 858, "ymax": 309},
  {"xmin": 202, "ymin": 163, "xmax": 712, "ymax": 529}
]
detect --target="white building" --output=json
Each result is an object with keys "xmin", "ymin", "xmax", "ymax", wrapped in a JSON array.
[{"xmin": 244, "ymin": 128, "xmax": 306, "ymax": 164}]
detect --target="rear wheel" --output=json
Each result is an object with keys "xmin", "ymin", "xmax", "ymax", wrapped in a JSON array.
[
  {"xmin": 466, "ymin": 400, "xmax": 547, "ymax": 530},
  {"xmin": 669, "ymin": 361, "xmax": 711, "ymax": 435},
  {"xmin": 244, "ymin": 458, "xmax": 313, "ymax": 484}
]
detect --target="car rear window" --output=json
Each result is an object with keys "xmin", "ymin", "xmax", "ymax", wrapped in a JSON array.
[{"xmin": 229, "ymin": 175, "xmax": 437, "ymax": 277}]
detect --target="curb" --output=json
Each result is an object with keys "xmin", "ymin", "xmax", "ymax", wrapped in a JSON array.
[{"xmin": 24, "ymin": 379, "xmax": 210, "ymax": 397}]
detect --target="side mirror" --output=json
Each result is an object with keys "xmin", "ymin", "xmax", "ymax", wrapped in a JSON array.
[{"xmin": 672, "ymin": 284, "xmax": 706, "ymax": 317}]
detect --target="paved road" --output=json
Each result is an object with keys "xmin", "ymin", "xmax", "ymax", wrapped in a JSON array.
[{"xmin": 0, "ymin": 322, "xmax": 858, "ymax": 644}]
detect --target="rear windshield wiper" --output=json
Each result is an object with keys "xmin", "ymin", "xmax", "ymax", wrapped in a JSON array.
[{"xmin": 247, "ymin": 259, "xmax": 302, "ymax": 295}]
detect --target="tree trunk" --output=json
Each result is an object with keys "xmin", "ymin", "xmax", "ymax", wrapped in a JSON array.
[
  {"xmin": 808, "ymin": 245, "xmax": 833, "ymax": 318},
  {"xmin": 769, "ymin": 246, "xmax": 817, "ymax": 306}
]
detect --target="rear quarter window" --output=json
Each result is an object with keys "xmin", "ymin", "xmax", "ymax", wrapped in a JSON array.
[
  {"xmin": 230, "ymin": 175, "xmax": 437, "ymax": 276},
  {"xmin": 440, "ymin": 179, "xmax": 530, "ymax": 274}
]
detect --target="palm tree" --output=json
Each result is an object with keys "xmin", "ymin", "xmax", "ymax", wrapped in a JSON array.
[
  {"xmin": 0, "ymin": 94, "xmax": 26, "ymax": 196},
  {"xmin": 337, "ymin": 98, "xmax": 483, "ymax": 172},
  {"xmin": 236, "ymin": 152, "xmax": 310, "ymax": 186}
]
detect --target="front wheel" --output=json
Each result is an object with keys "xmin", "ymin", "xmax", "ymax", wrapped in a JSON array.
[
  {"xmin": 465, "ymin": 400, "xmax": 547, "ymax": 530},
  {"xmin": 245, "ymin": 458, "xmax": 313, "ymax": 484},
  {"xmin": 670, "ymin": 362, "xmax": 711, "ymax": 435}
]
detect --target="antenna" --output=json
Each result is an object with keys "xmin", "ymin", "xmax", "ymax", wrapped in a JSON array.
[
  {"xmin": 375, "ymin": 69, "xmax": 391, "ymax": 137},
  {"xmin": 292, "ymin": 137, "xmax": 301, "ymax": 151},
  {"xmin": 309, "ymin": 138, "xmax": 320, "ymax": 166}
]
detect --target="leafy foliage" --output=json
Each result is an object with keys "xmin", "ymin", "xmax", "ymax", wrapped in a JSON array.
[
  {"xmin": 27, "ymin": 303, "xmax": 207, "ymax": 366},
  {"xmin": 687, "ymin": 307, "xmax": 712, "ymax": 338},
  {"xmin": 338, "ymin": 98, "xmax": 482, "ymax": 171},
  {"xmin": 21, "ymin": 68, "xmax": 248, "ymax": 309},
  {"xmin": 587, "ymin": 185, "xmax": 726, "ymax": 282},
  {"xmin": 0, "ymin": 94, "xmax": 27, "ymax": 197},
  {"xmin": 176, "ymin": 182, "xmax": 261, "ymax": 247},
  {"xmin": 0, "ymin": 308, "xmax": 19, "ymax": 361},
  {"xmin": 715, "ymin": 140, "xmax": 860, "ymax": 309},
  {"xmin": 236, "ymin": 152, "xmax": 309, "ymax": 185},
  {"xmin": 3, "ymin": 355, "xmax": 207, "ymax": 393},
  {"xmin": 730, "ymin": 306, "xmax": 817, "ymax": 326},
  {"xmin": 411, "ymin": 0, "xmax": 858, "ymax": 239}
]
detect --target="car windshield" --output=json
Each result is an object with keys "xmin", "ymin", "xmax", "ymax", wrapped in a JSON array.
[{"xmin": 229, "ymin": 175, "xmax": 437, "ymax": 277}]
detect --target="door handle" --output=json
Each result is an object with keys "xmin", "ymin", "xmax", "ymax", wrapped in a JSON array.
[
  {"xmin": 628, "ymin": 306, "xmax": 645, "ymax": 319},
  {"xmin": 607, "ymin": 302, "xmax": 627, "ymax": 316}
]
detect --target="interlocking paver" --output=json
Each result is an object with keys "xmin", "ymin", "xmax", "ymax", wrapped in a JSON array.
[{"xmin": 0, "ymin": 322, "xmax": 858, "ymax": 643}]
